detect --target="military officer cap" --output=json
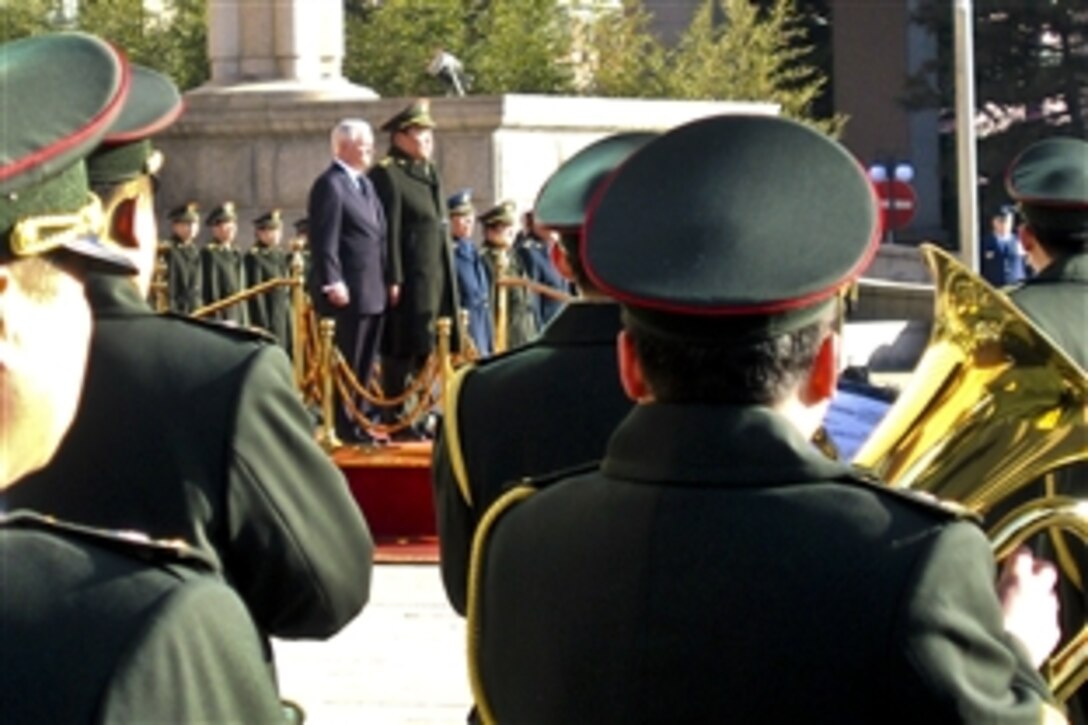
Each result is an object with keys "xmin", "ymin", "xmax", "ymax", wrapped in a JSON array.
[
  {"xmin": 379, "ymin": 98, "xmax": 436, "ymax": 133},
  {"xmin": 293, "ymin": 217, "xmax": 309, "ymax": 234},
  {"xmin": 479, "ymin": 200, "xmax": 517, "ymax": 228},
  {"xmin": 1005, "ymin": 136, "xmax": 1088, "ymax": 243},
  {"xmin": 534, "ymin": 132, "xmax": 658, "ymax": 232},
  {"xmin": 87, "ymin": 65, "xmax": 183, "ymax": 185},
  {"xmin": 0, "ymin": 32, "xmax": 134, "ymax": 273},
  {"xmin": 448, "ymin": 189, "xmax": 475, "ymax": 217},
  {"xmin": 253, "ymin": 209, "xmax": 282, "ymax": 230},
  {"xmin": 584, "ymin": 115, "xmax": 880, "ymax": 339},
  {"xmin": 206, "ymin": 201, "xmax": 237, "ymax": 226},
  {"xmin": 169, "ymin": 202, "xmax": 201, "ymax": 223}
]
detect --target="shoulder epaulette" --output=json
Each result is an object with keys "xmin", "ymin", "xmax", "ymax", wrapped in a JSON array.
[
  {"xmin": 378, "ymin": 156, "xmax": 393, "ymax": 168},
  {"xmin": 840, "ymin": 469, "xmax": 979, "ymax": 522},
  {"xmin": 0, "ymin": 510, "xmax": 216, "ymax": 571},
  {"xmin": 162, "ymin": 313, "xmax": 276, "ymax": 344},
  {"xmin": 514, "ymin": 460, "xmax": 601, "ymax": 492}
]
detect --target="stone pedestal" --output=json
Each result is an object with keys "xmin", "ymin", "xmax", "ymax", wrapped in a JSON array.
[{"xmin": 155, "ymin": 94, "xmax": 776, "ymax": 241}]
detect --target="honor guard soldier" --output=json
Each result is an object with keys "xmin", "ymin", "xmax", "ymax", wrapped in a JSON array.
[
  {"xmin": 165, "ymin": 200, "xmax": 203, "ymax": 313},
  {"xmin": 1004, "ymin": 136, "xmax": 1088, "ymax": 723},
  {"xmin": 11, "ymin": 51, "xmax": 374, "ymax": 652},
  {"xmin": 432, "ymin": 133, "xmax": 654, "ymax": 615},
  {"xmin": 0, "ymin": 32, "xmax": 282, "ymax": 722},
  {"xmin": 479, "ymin": 199, "xmax": 539, "ymax": 349},
  {"xmin": 448, "ymin": 188, "xmax": 494, "ymax": 356},
  {"xmin": 370, "ymin": 99, "xmax": 461, "ymax": 438},
  {"xmin": 201, "ymin": 200, "xmax": 246, "ymax": 323},
  {"xmin": 468, "ymin": 116, "xmax": 1066, "ymax": 723},
  {"xmin": 245, "ymin": 208, "xmax": 292, "ymax": 347}
]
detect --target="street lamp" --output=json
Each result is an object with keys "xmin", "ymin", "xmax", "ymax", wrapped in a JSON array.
[{"xmin": 868, "ymin": 161, "xmax": 916, "ymax": 244}]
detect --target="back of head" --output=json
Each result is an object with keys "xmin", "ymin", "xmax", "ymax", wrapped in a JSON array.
[
  {"xmin": 584, "ymin": 115, "xmax": 880, "ymax": 405},
  {"xmin": 1005, "ymin": 136, "xmax": 1088, "ymax": 257}
]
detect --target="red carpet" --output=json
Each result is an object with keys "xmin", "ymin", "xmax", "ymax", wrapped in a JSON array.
[{"xmin": 332, "ymin": 442, "xmax": 440, "ymax": 564}]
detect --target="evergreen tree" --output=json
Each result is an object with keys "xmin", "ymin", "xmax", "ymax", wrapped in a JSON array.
[
  {"xmin": 582, "ymin": 0, "xmax": 669, "ymax": 98},
  {"xmin": 463, "ymin": 0, "xmax": 575, "ymax": 94}
]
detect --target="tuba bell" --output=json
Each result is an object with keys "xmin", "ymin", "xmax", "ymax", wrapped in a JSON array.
[{"xmin": 852, "ymin": 244, "xmax": 1087, "ymax": 703}]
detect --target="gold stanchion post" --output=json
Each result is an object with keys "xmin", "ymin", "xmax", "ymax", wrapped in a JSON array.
[
  {"xmin": 315, "ymin": 317, "xmax": 342, "ymax": 451},
  {"xmin": 493, "ymin": 252, "xmax": 509, "ymax": 354},
  {"xmin": 437, "ymin": 316, "xmax": 452, "ymax": 410},
  {"xmin": 151, "ymin": 242, "xmax": 171, "ymax": 312},
  {"xmin": 289, "ymin": 250, "xmax": 306, "ymax": 390}
]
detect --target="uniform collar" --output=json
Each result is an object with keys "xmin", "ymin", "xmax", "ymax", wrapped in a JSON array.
[
  {"xmin": 537, "ymin": 301, "xmax": 620, "ymax": 347},
  {"xmin": 84, "ymin": 272, "xmax": 152, "ymax": 317},
  {"xmin": 601, "ymin": 403, "xmax": 856, "ymax": 487}
]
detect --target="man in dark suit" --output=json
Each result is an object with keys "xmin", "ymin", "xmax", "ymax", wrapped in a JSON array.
[
  {"xmin": 469, "ymin": 116, "xmax": 1064, "ymax": 723},
  {"xmin": 432, "ymin": 133, "xmax": 654, "ymax": 614},
  {"xmin": 0, "ymin": 33, "xmax": 283, "ymax": 722},
  {"xmin": 370, "ymin": 99, "xmax": 460, "ymax": 439},
  {"xmin": 1005, "ymin": 136, "xmax": 1087, "ymax": 722},
  {"xmin": 308, "ymin": 118, "xmax": 389, "ymax": 443},
  {"xmin": 11, "ymin": 63, "xmax": 375, "ymax": 646}
]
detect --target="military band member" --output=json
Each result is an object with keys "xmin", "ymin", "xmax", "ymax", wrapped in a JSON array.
[
  {"xmin": 201, "ymin": 200, "xmax": 246, "ymax": 323},
  {"xmin": 0, "ymin": 32, "xmax": 282, "ymax": 722},
  {"xmin": 432, "ymin": 133, "xmax": 654, "ymax": 615},
  {"xmin": 1004, "ymin": 136, "xmax": 1088, "ymax": 724},
  {"xmin": 245, "ymin": 208, "xmax": 292, "ymax": 347},
  {"xmin": 165, "ymin": 201, "xmax": 203, "ymax": 313},
  {"xmin": 10, "ymin": 57, "xmax": 375, "ymax": 650},
  {"xmin": 469, "ymin": 116, "xmax": 1064, "ymax": 723},
  {"xmin": 370, "ymin": 99, "xmax": 461, "ymax": 439}
]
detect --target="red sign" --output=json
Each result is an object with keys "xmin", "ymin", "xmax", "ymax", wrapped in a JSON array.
[{"xmin": 874, "ymin": 179, "xmax": 917, "ymax": 230}]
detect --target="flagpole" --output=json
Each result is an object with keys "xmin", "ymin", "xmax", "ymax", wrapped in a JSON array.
[{"xmin": 953, "ymin": 0, "xmax": 979, "ymax": 272}]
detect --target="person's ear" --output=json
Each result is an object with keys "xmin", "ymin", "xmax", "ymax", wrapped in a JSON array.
[
  {"xmin": 109, "ymin": 197, "xmax": 140, "ymax": 249},
  {"xmin": 549, "ymin": 239, "xmax": 575, "ymax": 282},
  {"xmin": 801, "ymin": 332, "xmax": 839, "ymax": 405},
  {"xmin": 617, "ymin": 329, "xmax": 651, "ymax": 403}
]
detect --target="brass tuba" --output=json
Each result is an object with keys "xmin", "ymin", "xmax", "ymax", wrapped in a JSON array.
[{"xmin": 852, "ymin": 244, "xmax": 1087, "ymax": 702}]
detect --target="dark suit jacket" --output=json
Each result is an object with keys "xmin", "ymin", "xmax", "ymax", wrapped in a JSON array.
[
  {"xmin": 369, "ymin": 147, "xmax": 460, "ymax": 356},
  {"xmin": 432, "ymin": 302, "xmax": 630, "ymax": 614},
  {"xmin": 0, "ymin": 513, "xmax": 282, "ymax": 724},
  {"xmin": 473, "ymin": 404, "xmax": 1056, "ymax": 723},
  {"xmin": 10, "ymin": 275, "xmax": 374, "ymax": 640},
  {"xmin": 308, "ymin": 161, "xmax": 388, "ymax": 317}
]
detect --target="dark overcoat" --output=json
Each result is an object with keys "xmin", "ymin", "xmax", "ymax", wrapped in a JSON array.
[
  {"xmin": 472, "ymin": 404, "xmax": 1057, "ymax": 723},
  {"xmin": 165, "ymin": 236, "xmax": 202, "ymax": 314},
  {"xmin": 369, "ymin": 146, "xmax": 460, "ymax": 356},
  {"xmin": 200, "ymin": 241, "xmax": 246, "ymax": 323},
  {"xmin": 245, "ymin": 243, "xmax": 292, "ymax": 347},
  {"xmin": 432, "ymin": 303, "xmax": 630, "ymax": 614},
  {"xmin": 1008, "ymin": 250, "xmax": 1086, "ymax": 721},
  {"xmin": 0, "ymin": 513, "xmax": 282, "ymax": 724},
  {"xmin": 9, "ymin": 275, "xmax": 374, "ymax": 640}
]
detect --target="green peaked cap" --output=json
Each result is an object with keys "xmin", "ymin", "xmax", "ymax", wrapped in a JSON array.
[
  {"xmin": 0, "ymin": 32, "xmax": 135, "ymax": 273},
  {"xmin": 88, "ymin": 64, "xmax": 184, "ymax": 185},
  {"xmin": 534, "ymin": 132, "xmax": 658, "ymax": 232},
  {"xmin": 584, "ymin": 115, "xmax": 880, "ymax": 338}
]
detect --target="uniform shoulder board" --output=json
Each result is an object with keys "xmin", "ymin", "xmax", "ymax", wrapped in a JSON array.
[
  {"xmin": 841, "ymin": 470, "xmax": 979, "ymax": 522},
  {"xmin": 515, "ymin": 460, "xmax": 601, "ymax": 492},
  {"xmin": 0, "ymin": 510, "xmax": 216, "ymax": 571},
  {"xmin": 162, "ymin": 313, "xmax": 276, "ymax": 344}
]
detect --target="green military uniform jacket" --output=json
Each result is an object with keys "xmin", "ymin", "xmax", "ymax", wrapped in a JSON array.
[
  {"xmin": 1009, "ymin": 250, "xmax": 1086, "ymax": 721},
  {"xmin": 10, "ymin": 275, "xmax": 374, "ymax": 640},
  {"xmin": 0, "ymin": 512, "xmax": 282, "ymax": 723},
  {"xmin": 245, "ymin": 242, "xmax": 292, "ymax": 348},
  {"xmin": 166, "ymin": 235, "xmax": 202, "ymax": 314},
  {"xmin": 481, "ymin": 245, "xmax": 538, "ymax": 349},
  {"xmin": 432, "ymin": 303, "xmax": 630, "ymax": 614},
  {"xmin": 369, "ymin": 146, "xmax": 460, "ymax": 356},
  {"xmin": 472, "ymin": 404, "xmax": 1056, "ymax": 723},
  {"xmin": 201, "ymin": 240, "xmax": 246, "ymax": 324}
]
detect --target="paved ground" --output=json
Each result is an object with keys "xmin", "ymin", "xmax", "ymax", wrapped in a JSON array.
[{"xmin": 273, "ymin": 564, "xmax": 471, "ymax": 724}]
